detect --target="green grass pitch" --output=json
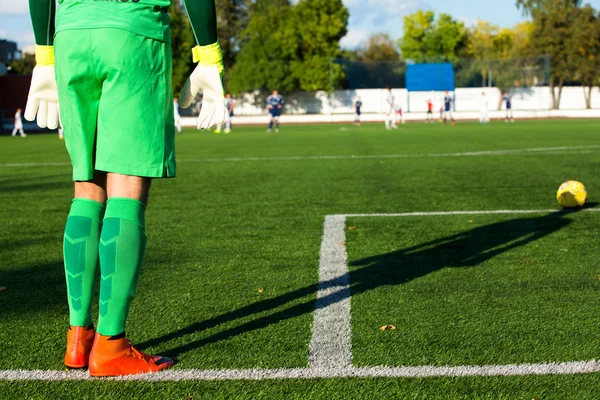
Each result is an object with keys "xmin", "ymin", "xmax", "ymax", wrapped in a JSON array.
[{"xmin": 2, "ymin": 120, "xmax": 600, "ymax": 398}]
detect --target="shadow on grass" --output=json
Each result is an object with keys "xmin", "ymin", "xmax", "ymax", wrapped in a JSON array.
[
  {"xmin": 0, "ymin": 175, "xmax": 71, "ymax": 194},
  {"xmin": 142, "ymin": 206, "xmax": 593, "ymax": 359},
  {"xmin": 0, "ymin": 261, "xmax": 66, "ymax": 317}
]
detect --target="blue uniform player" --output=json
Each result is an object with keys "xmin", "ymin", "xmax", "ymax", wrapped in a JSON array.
[
  {"xmin": 443, "ymin": 90, "xmax": 455, "ymax": 125},
  {"xmin": 503, "ymin": 91, "xmax": 514, "ymax": 123},
  {"xmin": 354, "ymin": 97, "xmax": 362, "ymax": 126},
  {"xmin": 266, "ymin": 90, "xmax": 285, "ymax": 132}
]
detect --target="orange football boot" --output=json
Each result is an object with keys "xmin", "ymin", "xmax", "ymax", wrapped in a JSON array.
[
  {"xmin": 88, "ymin": 333, "xmax": 174, "ymax": 377},
  {"xmin": 64, "ymin": 326, "xmax": 96, "ymax": 369}
]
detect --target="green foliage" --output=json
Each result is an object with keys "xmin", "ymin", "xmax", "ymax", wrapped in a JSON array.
[
  {"xmin": 567, "ymin": 5, "xmax": 600, "ymax": 107},
  {"xmin": 229, "ymin": 0, "xmax": 348, "ymax": 94},
  {"xmin": 228, "ymin": 0, "xmax": 297, "ymax": 94},
  {"xmin": 399, "ymin": 10, "xmax": 469, "ymax": 63},
  {"xmin": 8, "ymin": 53, "xmax": 35, "ymax": 76},
  {"xmin": 170, "ymin": 1, "xmax": 196, "ymax": 96},
  {"xmin": 356, "ymin": 33, "xmax": 400, "ymax": 62},
  {"xmin": 291, "ymin": 0, "xmax": 348, "ymax": 91},
  {"xmin": 216, "ymin": 0, "xmax": 249, "ymax": 72}
]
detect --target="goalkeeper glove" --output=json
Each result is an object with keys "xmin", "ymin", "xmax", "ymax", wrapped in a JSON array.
[
  {"xmin": 180, "ymin": 42, "xmax": 226, "ymax": 130},
  {"xmin": 24, "ymin": 45, "xmax": 60, "ymax": 130}
]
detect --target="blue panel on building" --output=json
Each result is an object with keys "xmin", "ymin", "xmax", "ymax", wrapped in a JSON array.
[{"xmin": 406, "ymin": 63, "xmax": 455, "ymax": 92}]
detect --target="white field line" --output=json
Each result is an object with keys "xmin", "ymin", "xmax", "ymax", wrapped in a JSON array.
[
  {"xmin": 2, "ymin": 208, "xmax": 600, "ymax": 382},
  {"xmin": 343, "ymin": 208, "xmax": 600, "ymax": 218},
  {"xmin": 3, "ymin": 361, "xmax": 600, "ymax": 381},
  {"xmin": 179, "ymin": 145, "xmax": 600, "ymax": 163},
  {"xmin": 309, "ymin": 215, "xmax": 352, "ymax": 369},
  {"xmin": 1, "ymin": 146, "xmax": 599, "ymax": 168}
]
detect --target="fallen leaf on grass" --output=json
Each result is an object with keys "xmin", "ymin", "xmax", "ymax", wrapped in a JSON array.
[
  {"xmin": 380, "ymin": 325, "xmax": 396, "ymax": 331},
  {"xmin": 339, "ymin": 242, "xmax": 345, "ymax": 246},
  {"xmin": 468, "ymin": 220, "xmax": 474, "ymax": 223},
  {"xmin": 348, "ymin": 226, "xmax": 357, "ymax": 230},
  {"xmin": 258, "ymin": 288, "xmax": 264, "ymax": 293}
]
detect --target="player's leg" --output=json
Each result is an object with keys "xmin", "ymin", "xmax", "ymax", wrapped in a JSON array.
[
  {"xmin": 275, "ymin": 115, "xmax": 280, "ymax": 132},
  {"xmin": 175, "ymin": 118, "xmax": 182, "ymax": 133},
  {"xmin": 224, "ymin": 112, "xmax": 231, "ymax": 133},
  {"xmin": 84, "ymin": 28, "xmax": 174, "ymax": 376},
  {"xmin": 55, "ymin": 30, "xmax": 106, "ymax": 369},
  {"xmin": 385, "ymin": 112, "xmax": 390, "ymax": 129},
  {"xmin": 20, "ymin": 128, "xmax": 26, "ymax": 137},
  {"xmin": 267, "ymin": 113, "xmax": 273, "ymax": 132},
  {"xmin": 11, "ymin": 127, "xmax": 16, "ymax": 136},
  {"xmin": 215, "ymin": 123, "xmax": 222, "ymax": 133}
]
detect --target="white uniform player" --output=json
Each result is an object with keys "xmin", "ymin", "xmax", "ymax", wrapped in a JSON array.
[
  {"xmin": 479, "ymin": 92, "xmax": 489, "ymax": 124},
  {"xmin": 385, "ymin": 87, "xmax": 397, "ymax": 130},
  {"xmin": 216, "ymin": 94, "xmax": 235, "ymax": 134},
  {"xmin": 174, "ymin": 98, "xmax": 182, "ymax": 133},
  {"xmin": 12, "ymin": 108, "xmax": 26, "ymax": 137}
]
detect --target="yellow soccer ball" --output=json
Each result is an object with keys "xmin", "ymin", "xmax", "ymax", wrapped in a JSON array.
[{"xmin": 556, "ymin": 180, "xmax": 587, "ymax": 208}]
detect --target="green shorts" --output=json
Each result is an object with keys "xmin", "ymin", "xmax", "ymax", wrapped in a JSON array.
[{"xmin": 55, "ymin": 28, "xmax": 176, "ymax": 181}]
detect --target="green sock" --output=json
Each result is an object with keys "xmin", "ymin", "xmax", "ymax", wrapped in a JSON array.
[
  {"xmin": 64, "ymin": 198, "xmax": 105, "ymax": 327},
  {"xmin": 97, "ymin": 198, "xmax": 147, "ymax": 336}
]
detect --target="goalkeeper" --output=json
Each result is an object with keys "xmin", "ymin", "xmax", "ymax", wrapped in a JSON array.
[{"xmin": 26, "ymin": 0, "xmax": 225, "ymax": 377}]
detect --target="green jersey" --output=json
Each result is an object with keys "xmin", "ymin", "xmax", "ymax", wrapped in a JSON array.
[
  {"xmin": 56, "ymin": 0, "xmax": 172, "ymax": 43},
  {"xmin": 29, "ymin": 0, "xmax": 217, "ymax": 47}
]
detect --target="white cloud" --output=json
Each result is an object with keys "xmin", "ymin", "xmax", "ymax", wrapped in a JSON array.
[
  {"xmin": 340, "ymin": 0, "xmax": 430, "ymax": 48},
  {"xmin": 340, "ymin": 27, "xmax": 369, "ymax": 49},
  {"xmin": 0, "ymin": 0, "xmax": 28, "ymax": 15}
]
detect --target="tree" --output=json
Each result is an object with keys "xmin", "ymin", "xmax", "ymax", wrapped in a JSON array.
[
  {"xmin": 516, "ymin": 0, "xmax": 582, "ymax": 15},
  {"xmin": 399, "ymin": 11, "xmax": 469, "ymax": 63},
  {"xmin": 228, "ymin": 0, "xmax": 298, "ymax": 94},
  {"xmin": 467, "ymin": 21, "xmax": 500, "ymax": 86},
  {"xmin": 216, "ymin": 0, "xmax": 250, "ymax": 71},
  {"xmin": 170, "ymin": 2, "xmax": 196, "ymax": 95},
  {"xmin": 290, "ymin": 0, "xmax": 349, "ymax": 91},
  {"xmin": 8, "ymin": 53, "xmax": 35, "ymax": 75},
  {"xmin": 229, "ymin": 0, "xmax": 349, "ymax": 94},
  {"xmin": 356, "ymin": 33, "xmax": 400, "ymax": 62},
  {"xmin": 568, "ymin": 5, "xmax": 600, "ymax": 108},
  {"xmin": 398, "ymin": 10, "xmax": 435, "ymax": 63},
  {"xmin": 516, "ymin": 0, "xmax": 583, "ymax": 108}
]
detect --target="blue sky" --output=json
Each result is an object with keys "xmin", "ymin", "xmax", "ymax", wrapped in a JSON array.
[{"xmin": 2, "ymin": 0, "xmax": 600, "ymax": 49}]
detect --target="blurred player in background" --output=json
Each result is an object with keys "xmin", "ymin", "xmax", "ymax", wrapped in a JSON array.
[
  {"xmin": 503, "ymin": 91, "xmax": 514, "ymax": 123},
  {"xmin": 11, "ymin": 108, "xmax": 26, "ymax": 137},
  {"xmin": 354, "ymin": 97, "xmax": 362, "ymax": 126},
  {"xmin": 426, "ymin": 99, "xmax": 434, "ymax": 123},
  {"xmin": 174, "ymin": 97, "xmax": 182, "ymax": 133},
  {"xmin": 385, "ymin": 86, "xmax": 397, "ymax": 130},
  {"xmin": 25, "ymin": 0, "xmax": 225, "ymax": 377},
  {"xmin": 266, "ymin": 90, "xmax": 284, "ymax": 133},
  {"xmin": 216, "ymin": 93, "xmax": 235, "ymax": 134},
  {"xmin": 479, "ymin": 92, "xmax": 489, "ymax": 124},
  {"xmin": 396, "ymin": 104, "xmax": 405, "ymax": 125},
  {"xmin": 443, "ymin": 90, "xmax": 455, "ymax": 125}
]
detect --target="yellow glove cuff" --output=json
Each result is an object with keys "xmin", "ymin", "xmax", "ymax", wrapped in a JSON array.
[
  {"xmin": 35, "ymin": 45, "xmax": 54, "ymax": 66},
  {"xmin": 192, "ymin": 43, "xmax": 224, "ymax": 75}
]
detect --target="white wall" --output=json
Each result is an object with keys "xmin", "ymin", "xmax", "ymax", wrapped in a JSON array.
[{"xmin": 231, "ymin": 86, "xmax": 600, "ymax": 116}]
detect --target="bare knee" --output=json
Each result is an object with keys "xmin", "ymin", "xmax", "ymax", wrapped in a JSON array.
[
  {"xmin": 106, "ymin": 173, "xmax": 152, "ymax": 205},
  {"xmin": 74, "ymin": 173, "xmax": 107, "ymax": 203}
]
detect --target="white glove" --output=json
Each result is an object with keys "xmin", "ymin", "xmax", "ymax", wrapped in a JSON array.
[
  {"xmin": 24, "ymin": 46, "xmax": 60, "ymax": 130},
  {"xmin": 180, "ymin": 64, "xmax": 226, "ymax": 130},
  {"xmin": 180, "ymin": 43, "xmax": 226, "ymax": 130}
]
